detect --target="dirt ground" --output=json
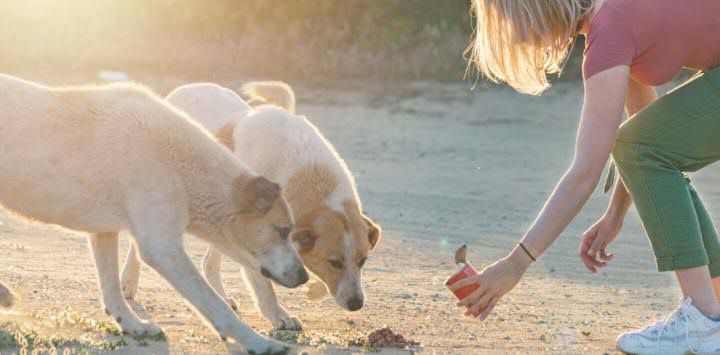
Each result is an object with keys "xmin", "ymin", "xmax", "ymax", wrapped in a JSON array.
[{"xmin": 1, "ymin": 74, "xmax": 713, "ymax": 354}]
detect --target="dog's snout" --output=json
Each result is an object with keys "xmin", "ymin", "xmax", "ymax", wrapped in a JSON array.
[
  {"xmin": 296, "ymin": 268, "xmax": 309, "ymax": 285},
  {"xmin": 260, "ymin": 264, "xmax": 308, "ymax": 288},
  {"xmin": 346, "ymin": 296, "xmax": 364, "ymax": 311},
  {"xmin": 281, "ymin": 266, "xmax": 308, "ymax": 289}
]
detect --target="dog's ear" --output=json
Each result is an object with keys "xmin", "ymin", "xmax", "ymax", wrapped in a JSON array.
[
  {"xmin": 363, "ymin": 215, "xmax": 381, "ymax": 251},
  {"xmin": 246, "ymin": 97, "xmax": 267, "ymax": 108},
  {"xmin": 292, "ymin": 228, "xmax": 317, "ymax": 253},
  {"xmin": 234, "ymin": 175, "xmax": 280, "ymax": 214},
  {"xmin": 215, "ymin": 122, "xmax": 236, "ymax": 151}
]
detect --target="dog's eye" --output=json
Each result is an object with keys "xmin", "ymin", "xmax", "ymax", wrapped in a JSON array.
[
  {"xmin": 328, "ymin": 259, "xmax": 343, "ymax": 269},
  {"xmin": 358, "ymin": 257, "xmax": 367, "ymax": 268}
]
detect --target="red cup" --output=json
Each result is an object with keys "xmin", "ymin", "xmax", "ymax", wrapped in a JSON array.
[{"xmin": 445, "ymin": 263, "xmax": 481, "ymax": 317}]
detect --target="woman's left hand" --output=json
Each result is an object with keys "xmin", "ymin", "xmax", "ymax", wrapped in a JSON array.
[{"xmin": 448, "ymin": 253, "xmax": 530, "ymax": 320}]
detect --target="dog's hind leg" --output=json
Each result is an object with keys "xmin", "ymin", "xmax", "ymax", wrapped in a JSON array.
[
  {"xmin": 88, "ymin": 232, "xmax": 162, "ymax": 335},
  {"xmin": 202, "ymin": 246, "xmax": 239, "ymax": 311},
  {"xmin": 242, "ymin": 267, "xmax": 303, "ymax": 331},
  {"xmin": 120, "ymin": 242, "xmax": 142, "ymax": 300},
  {"xmin": 0, "ymin": 281, "xmax": 15, "ymax": 308}
]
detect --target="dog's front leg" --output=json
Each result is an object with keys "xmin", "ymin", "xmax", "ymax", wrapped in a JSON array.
[
  {"xmin": 202, "ymin": 246, "xmax": 239, "ymax": 311},
  {"xmin": 133, "ymin": 235, "xmax": 291, "ymax": 354},
  {"xmin": 242, "ymin": 267, "xmax": 303, "ymax": 331},
  {"xmin": 88, "ymin": 232, "xmax": 162, "ymax": 335}
]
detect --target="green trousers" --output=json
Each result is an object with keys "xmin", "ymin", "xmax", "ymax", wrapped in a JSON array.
[{"xmin": 612, "ymin": 67, "xmax": 720, "ymax": 276}]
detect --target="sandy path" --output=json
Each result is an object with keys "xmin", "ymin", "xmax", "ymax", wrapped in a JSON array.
[{"xmin": 1, "ymin": 76, "xmax": 715, "ymax": 354}]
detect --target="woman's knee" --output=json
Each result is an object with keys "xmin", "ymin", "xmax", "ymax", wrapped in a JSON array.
[
  {"xmin": 611, "ymin": 139, "xmax": 640, "ymax": 173},
  {"xmin": 612, "ymin": 113, "xmax": 674, "ymax": 175},
  {"xmin": 612, "ymin": 115, "xmax": 644, "ymax": 160}
]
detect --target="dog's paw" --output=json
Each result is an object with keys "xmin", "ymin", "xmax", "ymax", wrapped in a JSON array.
[
  {"xmin": 119, "ymin": 318, "xmax": 163, "ymax": 337},
  {"xmin": 120, "ymin": 271, "xmax": 140, "ymax": 300},
  {"xmin": 0, "ymin": 283, "xmax": 15, "ymax": 308},
  {"xmin": 120, "ymin": 284, "xmax": 137, "ymax": 300},
  {"xmin": 245, "ymin": 337, "xmax": 292, "ymax": 355},
  {"xmin": 270, "ymin": 313, "xmax": 303, "ymax": 331}
]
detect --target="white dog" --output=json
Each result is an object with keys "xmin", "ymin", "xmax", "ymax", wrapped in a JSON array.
[
  {"xmin": 121, "ymin": 81, "xmax": 381, "ymax": 330},
  {"xmin": 0, "ymin": 74, "xmax": 305, "ymax": 354}
]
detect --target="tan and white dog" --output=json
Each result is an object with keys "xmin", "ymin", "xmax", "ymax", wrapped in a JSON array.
[
  {"xmin": 121, "ymin": 81, "xmax": 381, "ymax": 330},
  {"xmin": 0, "ymin": 74, "xmax": 304, "ymax": 354}
]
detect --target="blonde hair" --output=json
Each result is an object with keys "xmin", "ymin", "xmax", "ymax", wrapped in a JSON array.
[{"xmin": 466, "ymin": 0, "xmax": 594, "ymax": 95}]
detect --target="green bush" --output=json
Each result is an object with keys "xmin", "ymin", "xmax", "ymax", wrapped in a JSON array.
[{"xmin": 0, "ymin": 0, "xmax": 582, "ymax": 81}]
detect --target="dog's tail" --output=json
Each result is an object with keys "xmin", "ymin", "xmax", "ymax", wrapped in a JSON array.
[
  {"xmin": 241, "ymin": 81, "xmax": 296, "ymax": 114},
  {"xmin": 0, "ymin": 282, "xmax": 15, "ymax": 308}
]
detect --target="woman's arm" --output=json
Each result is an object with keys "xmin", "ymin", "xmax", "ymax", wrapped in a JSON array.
[
  {"xmin": 516, "ymin": 66, "xmax": 631, "ymax": 260},
  {"xmin": 450, "ymin": 66, "xmax": 631, "ymax": 319},
  {"xmin": 625, "ymin": 77, "xmax": 658, "ymax": 115}
]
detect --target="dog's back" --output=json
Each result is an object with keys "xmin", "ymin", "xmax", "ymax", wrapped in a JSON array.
[
  {"xmin": 234, "ymin": 106, "xmax": 358, "ymax": 205},
  {"xmin": 166, "ymin": 82, "xmax": 358, "ymax": 207},
  {"xmin": 0, "ymin": 76, "xmax": 128, "ymax": 227},
  {"xmin": 0, "ymin": 75, "xmax": 238, "ymax": 231},
  {"xmin": 166, "ymin": 83, "xmax": 253, "ymax": 133}
]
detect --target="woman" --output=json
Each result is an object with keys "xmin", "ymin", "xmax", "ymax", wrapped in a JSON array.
[{"xmin": 448, "ymin": 0, "xmax": 720, "ymax": 353}]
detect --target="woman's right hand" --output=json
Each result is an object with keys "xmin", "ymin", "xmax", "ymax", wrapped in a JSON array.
[
  {"xmin": 449, "ymin": 246, "xmax": 533, "ymax": 320},
  {"xmin": 579, "ymin": 213, "xmax": 624, "ymax": 273}
]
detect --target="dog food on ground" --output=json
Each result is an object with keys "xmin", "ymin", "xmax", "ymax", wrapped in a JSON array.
[{"xmin": 353, "ymin": 327, "xmax": 420, "ymax": 348}]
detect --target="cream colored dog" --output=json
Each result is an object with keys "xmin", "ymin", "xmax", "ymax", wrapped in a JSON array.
[
  {"xmin": 0, "ymin": 74, "xmax": 305, "ymax": 354},
  {"xmin": 121, "ymin": 81, "xmax": 381, "ymax": 330}
]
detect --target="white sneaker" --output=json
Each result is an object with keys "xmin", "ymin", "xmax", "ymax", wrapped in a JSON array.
[{"xmin": 616, "ymin": 298, "xmax": 720, "ymax": 354}]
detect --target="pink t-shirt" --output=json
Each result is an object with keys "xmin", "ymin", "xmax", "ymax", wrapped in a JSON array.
[{"xmin": 583, "ymin": 0, "xmax": 720, "ymax": 85}]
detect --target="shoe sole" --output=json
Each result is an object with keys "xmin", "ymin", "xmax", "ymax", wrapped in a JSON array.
[{"xmin": 617, "ymin": 343, "xmax": 699, "ymax": 355}]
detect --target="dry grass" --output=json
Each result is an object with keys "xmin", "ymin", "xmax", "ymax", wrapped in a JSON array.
[{"xmin": 0, "ymin": 307, "xmax": 169, "ymax": 353}]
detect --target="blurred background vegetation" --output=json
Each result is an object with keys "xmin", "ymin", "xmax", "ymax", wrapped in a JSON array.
[{"xmin": 0, "ymin": 0, "xmax": 584, "ymax": 82}]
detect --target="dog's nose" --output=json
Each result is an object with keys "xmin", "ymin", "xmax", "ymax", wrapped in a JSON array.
[
  {"xmin": 347, "ymin": 296, "xmax": 364, "ymax": 311},
  {"xmin": 295, "ymin": 268, "xmax": 309, "ymax": 285},
  {"xmin": 260, "ymin": 267, "xmax": 273, "ymax": 279}
]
